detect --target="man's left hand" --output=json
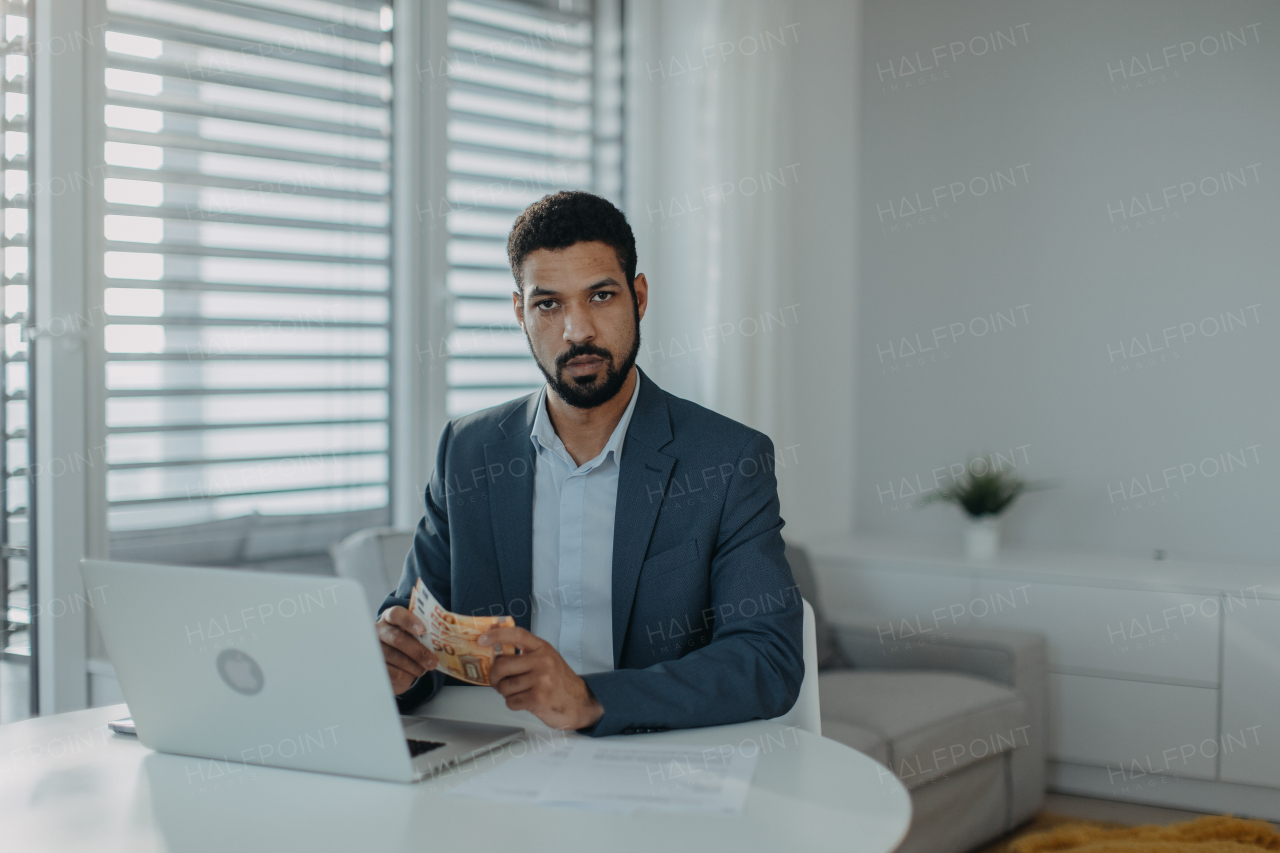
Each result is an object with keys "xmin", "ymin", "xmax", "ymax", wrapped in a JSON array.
[{"xmin": 479, "ymin": 627, "xmax": 604, "ymax": 731}]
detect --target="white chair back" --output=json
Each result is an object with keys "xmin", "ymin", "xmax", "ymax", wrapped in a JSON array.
[
  {"xmin": 330, "ymin": 527, "xmax": 414, "ymax": 616},
  {"xmin": 770, "ymin": 598, "xmax": 822, "ymax": 736}
]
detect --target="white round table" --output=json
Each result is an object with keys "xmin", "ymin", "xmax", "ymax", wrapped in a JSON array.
[{"xmin": 0, "ymin": 688, "xmax": 911, "ymax": 853}]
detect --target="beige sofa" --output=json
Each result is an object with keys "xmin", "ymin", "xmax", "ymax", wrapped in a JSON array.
[{"xmin": 787, "ymin": 545, "xmax": 1047, "ymax": 853}]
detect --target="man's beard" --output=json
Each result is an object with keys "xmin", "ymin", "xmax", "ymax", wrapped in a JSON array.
[{"xmin": 528, "ymin": 320, "xmax": 641, "ymax": 410}]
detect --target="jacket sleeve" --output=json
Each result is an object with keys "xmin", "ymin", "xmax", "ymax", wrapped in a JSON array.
[
  {"xmin": 378, "ymin": 420, "xmax": 456, "ymax": 710},
  {"xmin": 580, "ymin": 433, "xmax": 804, "ymax": 736}
]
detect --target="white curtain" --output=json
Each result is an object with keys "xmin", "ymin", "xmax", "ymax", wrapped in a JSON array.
[{"xmin": 625, "ymin": 0, "xmax": 798, "ymax": 443}]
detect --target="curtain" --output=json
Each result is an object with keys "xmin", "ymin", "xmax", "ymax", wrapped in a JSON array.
[{"xmin": 625, "ymin": 0, "xmax": 798, "ymax": 443}]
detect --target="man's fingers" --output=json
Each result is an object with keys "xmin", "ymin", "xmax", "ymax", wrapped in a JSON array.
[
  {"xmin": 377, "ymin": 621, "xmax": 438, "ymax": 670},
  {"xmin": 381, "ymin": 605, "xmax": 426, "ymax": 637},
  {"xmin": 478, "ymin": 626, "xmax": 542, "ymax": 651},
  {"xmin": 491, "ymin": 672, "xmax": 534, "ymax": 698},
  {"xmin": 386, "ymin": 662, "xmax": 419, "ymax": 693},
  {"xmin": 503, "ymin": 689, "xmax": 533, "ymax": 712},
  {"xmin": 489, "ymin": 651, "xmax": 535, "ymax": 683},
  {"xmin": 382, "ymin": 643, "xmax": 428, "ymax": 677}
]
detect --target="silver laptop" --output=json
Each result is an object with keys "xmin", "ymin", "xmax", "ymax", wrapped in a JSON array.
[{"xmin": 80, "ymin": 559, "xmax": 524, "ymax": 783}]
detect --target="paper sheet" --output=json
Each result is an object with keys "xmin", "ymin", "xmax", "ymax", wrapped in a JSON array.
[{"xmin": 447, "ymin": 739, "xmax": 758, "ymax": 813}]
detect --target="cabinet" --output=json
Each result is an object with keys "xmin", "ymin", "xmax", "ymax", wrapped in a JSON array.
[
  {"xmin": 808, "ymin": 536, "xmax": 1280, "ymax": 809},
  {"xmin": 1050, "ymin": 674, "xmax": 1217, "ymax": 780},
  {"xmin": 973, "ymin": 580, "xmax": 1219, "ymax": 684},
  {"xmin": 1220, "ymin": 596, "xmax": 1280, "ymax": 787}
]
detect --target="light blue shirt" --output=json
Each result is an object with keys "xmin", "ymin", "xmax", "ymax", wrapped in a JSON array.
[{"xmin": 529, "ymin": 378, "xmax": 639, "ymax": 675}]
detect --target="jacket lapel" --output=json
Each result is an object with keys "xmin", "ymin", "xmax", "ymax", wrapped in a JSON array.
[
  {"xmin": 485, "ymin": 394, "xmax": 539, "ymax": 629},
  {"xmin": 611, "ymin": 370, "xmax": 676, "ymax": 665}
]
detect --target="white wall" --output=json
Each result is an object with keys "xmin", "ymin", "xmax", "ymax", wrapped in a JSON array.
[{"xmin": 853, "ymin": 0, "xmax": 1280, "ymax": 562}]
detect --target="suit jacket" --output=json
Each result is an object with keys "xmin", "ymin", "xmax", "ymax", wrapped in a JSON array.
[{"xmin": 379, "ymin": 368, "xmax": 803, "ymax": 736}]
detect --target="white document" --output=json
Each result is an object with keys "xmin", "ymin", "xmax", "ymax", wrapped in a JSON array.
[{"xmin": 447, "ymin": 739, "xmax": 758, "ymax": 814}]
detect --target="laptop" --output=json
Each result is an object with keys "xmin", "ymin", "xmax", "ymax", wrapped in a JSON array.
[{"xmin": 80, "ymin": 559, "xmax": 525, "ymax": 783}]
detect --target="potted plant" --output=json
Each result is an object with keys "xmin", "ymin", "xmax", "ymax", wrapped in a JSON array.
[{"xmin": 918, "ymin": 457, "xmax": 1052, "ymax": 560}]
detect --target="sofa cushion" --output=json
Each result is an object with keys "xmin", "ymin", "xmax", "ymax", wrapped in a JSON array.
[
  {"xmin": 821, "ymin": 719, "xmax": 889, "ymax": 766},
  {"xmin": 819, "ymin": 670, "xmax": 1030, "ymax": 789}
]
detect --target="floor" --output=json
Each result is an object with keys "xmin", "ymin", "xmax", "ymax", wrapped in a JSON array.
[{"xmin": 1042, "ymin": 793, "xmax": 1215, "ymax": 826}]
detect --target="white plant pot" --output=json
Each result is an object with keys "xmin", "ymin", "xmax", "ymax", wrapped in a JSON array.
[{"xmin": 965, "ymin": 516, "xmax": 1001, "ymax": 561}]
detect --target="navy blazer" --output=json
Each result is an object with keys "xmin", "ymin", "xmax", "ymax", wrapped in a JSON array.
[{"xmin": 380, "ymin": 368, "xmax": 803, "ymax": 736}]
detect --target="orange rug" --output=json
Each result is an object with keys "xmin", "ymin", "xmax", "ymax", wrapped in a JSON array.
[{"xmin": 1005, "ymin": 815, "xmax": 1280, "ymax": 853}]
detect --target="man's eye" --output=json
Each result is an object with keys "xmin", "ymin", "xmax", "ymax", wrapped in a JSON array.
[
  {"xmin": 536, "ymin": 300, "xmax": 558, "ymax": 311},
  {"xmin": 591, "ymin": 291, "xmax": 613, "ymax": 302}
]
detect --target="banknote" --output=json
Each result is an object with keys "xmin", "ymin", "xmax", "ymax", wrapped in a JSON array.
[{"xmin": 408, "ymin": 578, "xmax": 516, "ymax": 686}]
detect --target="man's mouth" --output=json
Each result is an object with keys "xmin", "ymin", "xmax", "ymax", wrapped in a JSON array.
[{"xmin": 562, "ymin": 355, "xmax": 606, "ymax": 377}]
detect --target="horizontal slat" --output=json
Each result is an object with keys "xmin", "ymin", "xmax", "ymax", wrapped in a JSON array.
[
  {"xmin": 106, "ymin": 91, "xmax": 387, "ymax": 139},
  {"xmin": 109, "ymin": 449, "xmax": 385, "ymax": 471},
  {"xmin": 130, "ymin": 0, "xmax": 388, "ymax": 44},
  {"xmin": 105, "ymin": 165, "xmax": 388, "ymax": 201},
  {"xmin": 105, "ymin": 128, "xmax": 388, "ymax": 171},
  {"xmin": 107, "ymin": 385, "xmax": 387, "ymax": 397},
  {"xmin": 106, "ymin": 55, "xmax": 389, "ymax": 107},
  {"xmin": 103, "ymin": 277, "xmax": 386, "ymax": 296},
  {"xmin": 104, "ymin": 202, "xmax": 390, "ymax": 234},
  {"xmin": 445, "ymin": 383, "xmax": 541, "ymax": 392},
  {"xmin": 450, "ymin": 1, "xmax": 590, "ymax": 45},
  {"xmin": 109, "ymin": 479, "xmax": 388, "ymax": 507},
  {"xmin": 106, "ymin": 14, "xmax": 389, "ymax": 76},
  {"xmin": 446, "ymin": 61, "xmax": 591, "ymax": 106},
  {"xmin": 103, "ymin": 240, "xmax": 388, "ymax": 264},
  {"xmin": 107, "ymin": 417, "xmax": 386, "ymax": 434},
  {"xmin": 448, "ymin": 26, "xmax": 591, "ymax": 75},
  {"xmin": 103, "ymin": 314, "xmax": 387, "ymax": 328},
  {"xmin": 447, "ymin": 109, "xmax": 592, "ymax": 143},
  {"xmin": 106, "ymin": 352, "xmax": 387, "ymax": 361}
]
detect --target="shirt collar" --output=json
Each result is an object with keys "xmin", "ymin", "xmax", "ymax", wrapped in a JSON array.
[{"xmin": 530, "ymin": 373, "xmax": 641, "ymax": 472}]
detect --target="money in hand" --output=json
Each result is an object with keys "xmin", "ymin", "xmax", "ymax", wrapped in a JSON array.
[{"xmin": 409, "ymin": 578, "xmax": 515, "ymax": 686}]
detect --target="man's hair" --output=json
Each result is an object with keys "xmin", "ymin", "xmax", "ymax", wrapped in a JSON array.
[{"xmin": 507, "ymin": 191, "xmax": 637, "ymax": 293}]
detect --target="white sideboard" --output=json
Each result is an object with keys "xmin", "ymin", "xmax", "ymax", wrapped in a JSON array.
[{"xmin": 805, "ymin": 536, "xmax": 1280, "ymax": 819}]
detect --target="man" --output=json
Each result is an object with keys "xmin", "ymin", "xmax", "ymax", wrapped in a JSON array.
[{"xmin": 377, "ymin": 191, "xmax": 802, "ymax": 736}]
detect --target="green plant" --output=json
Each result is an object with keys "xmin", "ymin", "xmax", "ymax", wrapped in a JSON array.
[{"xmin": 918, "ymin": 457, "xmax": 1052, "ymax": 518}]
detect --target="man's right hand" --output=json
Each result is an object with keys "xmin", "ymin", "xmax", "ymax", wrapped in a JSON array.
[{"xmin": 377, "ymin": 606, "xmax": 439, "ymax": 695}]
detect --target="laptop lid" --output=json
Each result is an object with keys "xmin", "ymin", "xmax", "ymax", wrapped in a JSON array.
[{"xmin": 80, "ymin": 559, "xmax": 417, "ymax": 783}]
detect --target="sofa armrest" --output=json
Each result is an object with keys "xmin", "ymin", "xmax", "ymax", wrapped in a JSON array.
[
  {"xmin": 831, "ymin": 618, "xmax": 1049, "ymax": 822},
  {"xmin": 831, "ymin": 619, "xmax": 1045, "ymax": 692}
]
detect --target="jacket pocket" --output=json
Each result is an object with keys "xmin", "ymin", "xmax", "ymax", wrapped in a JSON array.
[{"xmin": 642, "ymin": 540, "xmax": 700, "ymax": 577}]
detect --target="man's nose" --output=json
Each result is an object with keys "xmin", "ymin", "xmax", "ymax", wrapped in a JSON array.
[{"xmin": 562, "ymin": 301, "xmax": 596, "ymax": 343}]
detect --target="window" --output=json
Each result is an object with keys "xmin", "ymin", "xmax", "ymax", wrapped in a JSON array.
[
  {"xmin": 1, "ymin": 0, "xmax": 32, "ymax": 720},
  {"xmin": 99, "ymin": 0, "xmax": 394, "ymax": 565},
  {"xmin": 443, "ymin": 0, "xmax": 621, "ymax": 417}
]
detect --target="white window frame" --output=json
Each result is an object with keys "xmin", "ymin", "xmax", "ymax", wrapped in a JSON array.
[{"xmin": 32, "ymin": 0, "xmax": 110, "ymax": 713}]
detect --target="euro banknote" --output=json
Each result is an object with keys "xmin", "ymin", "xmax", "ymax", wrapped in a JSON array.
[{"xmin": 409, "ymin": 578, "xmax": 516, "ymax": 686}]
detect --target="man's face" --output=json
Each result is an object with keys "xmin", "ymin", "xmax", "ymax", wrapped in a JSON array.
[{"xmin": 513, "ymin": 240, "xmax": 648, "ymax": 409}]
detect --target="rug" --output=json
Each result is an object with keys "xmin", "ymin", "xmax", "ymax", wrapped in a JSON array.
[{"xmin": 981, "ymin": 814, "xmax": 1280, "ymax": 853}]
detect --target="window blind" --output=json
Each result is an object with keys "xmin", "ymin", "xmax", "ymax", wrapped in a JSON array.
[
  {"xmin": 1, "ymin": 0, "xmax": 32, "ymax": 671},
  {"xmin": 100, "ymin": 0, "xmax": 394, "ymax": 543},
  {"xmin": 444, "ymin": 0, "xmax": 620, "ymax": 418}
]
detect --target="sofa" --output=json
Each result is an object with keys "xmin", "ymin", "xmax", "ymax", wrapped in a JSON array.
[{"xmin": 786, "ymin": 544, "xmax": 1047, "ymax": 853}]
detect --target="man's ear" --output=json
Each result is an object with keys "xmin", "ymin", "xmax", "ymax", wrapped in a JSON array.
[
  {"xmin": 633, "ymin": 273, "xmax": 649, "ymax": 322},
  {"xmin": 512, "ymin": 289, "xmax": 524, "ymax": 330}
]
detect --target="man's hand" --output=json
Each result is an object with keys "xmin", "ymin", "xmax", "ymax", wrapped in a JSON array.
[
  {"xmin": 377, "ymin": 606, "xmax": 439, "ymax": 695},
  {"xmin": 481, "ymin": 627, "xmax": 604, "ymax": 731}
]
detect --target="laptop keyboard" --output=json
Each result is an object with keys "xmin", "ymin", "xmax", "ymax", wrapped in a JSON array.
[{"xmin": 407, "ymin": 739, "xmax": 446, "ymax": 758}]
